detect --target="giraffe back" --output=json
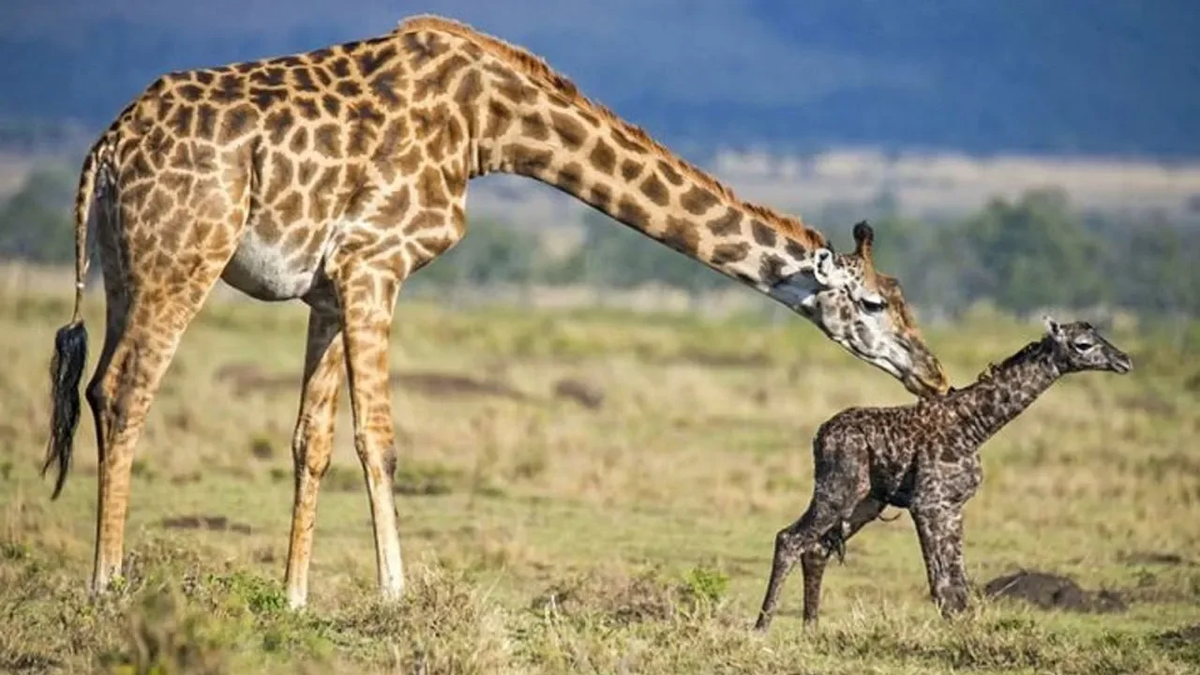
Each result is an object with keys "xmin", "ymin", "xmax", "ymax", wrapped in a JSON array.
[{"xmin": 99, "ymin": 27, "xmax": 503, "ymax": 302}]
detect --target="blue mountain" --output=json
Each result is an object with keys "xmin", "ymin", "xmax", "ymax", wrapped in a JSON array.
[{"xmin": 2, "ymin": 0, "xmax": 1197, "ymax": 158}]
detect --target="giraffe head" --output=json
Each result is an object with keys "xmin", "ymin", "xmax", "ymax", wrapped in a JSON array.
[
  {"xmin": 1042, "ymin": 317, "xmax": 1133, "ymax": 375},
  {"xmin": 771, "ymin": 221, "xmax": 950, "ymax": 397}
]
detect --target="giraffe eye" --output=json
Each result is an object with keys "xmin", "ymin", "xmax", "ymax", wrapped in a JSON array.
[
  {"xmin": 1072, "ymin": 338, "xmax": 1095, "ymax": 352},
  {"xmin": 861, "ymin": 296, "xmax": 887, "ymax": 313}
]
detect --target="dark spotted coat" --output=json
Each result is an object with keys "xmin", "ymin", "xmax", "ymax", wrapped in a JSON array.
[{"xmin": 754, "ymin": 320, "xmax": 1132, "ymax": 630}]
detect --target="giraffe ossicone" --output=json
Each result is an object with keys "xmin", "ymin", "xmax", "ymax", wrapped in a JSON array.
[{"xmin": 40, "ymin": 14, "xmax": 949, "ymax": 606}]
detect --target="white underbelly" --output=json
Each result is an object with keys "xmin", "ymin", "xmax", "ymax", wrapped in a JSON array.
[{"xmin": 221, "ymin": 230, "xmax": 327, "ymax": 302}]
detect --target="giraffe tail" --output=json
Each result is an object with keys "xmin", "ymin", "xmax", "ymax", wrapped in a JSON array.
[{"xmin": 43, "ymin": 133, "xmax": 109, "ymax": 500}]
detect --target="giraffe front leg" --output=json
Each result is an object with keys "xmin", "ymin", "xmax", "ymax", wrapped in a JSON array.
[
  {"xmin": 911, "ymin": 503, "xmax": 970, "ymax": 618},
  {"xmin": 283, "ymin": 303, "xmax": 345, "ymax": 610},
  {"xmin": 332, "ymin": 267, "xmax": 406, "ymax": 601},
  {"xmin": 323, "ymin": 169, "xmax": 466, "ymax": 600}
]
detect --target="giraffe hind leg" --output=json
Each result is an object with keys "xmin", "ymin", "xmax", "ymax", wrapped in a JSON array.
[
  {"xmin": 821, "ymin": 497, "xmax": 889, "ymax": 565},
  {"xmin": 85, "ymin": 285, "xmax": 230, "ymax": 590},
  {"xmin": 754, "ymin": 498, "xmax": 844, "ymax": 632},
  {"xmin": 83, "ymin": 203, "xmax": 240, "ymax": 593},
  {"xmin": 801, "ymin": 498, "xmax": 886, "ymax": 625}
]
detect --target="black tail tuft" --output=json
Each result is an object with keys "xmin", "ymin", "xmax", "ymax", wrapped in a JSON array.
[{"xmin": 44, "ymin": 320, "xmax": 88, "ymax": 500}]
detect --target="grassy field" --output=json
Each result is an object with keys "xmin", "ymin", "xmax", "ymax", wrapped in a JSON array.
[{"xmin": 1, "ymin": 283, "xmax": 1198, "ymax": 674}]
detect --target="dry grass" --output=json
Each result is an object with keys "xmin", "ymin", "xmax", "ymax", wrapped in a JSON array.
[{"xmin": 1, "ymin": 283, "xmax": 1199, "ymax": 673}]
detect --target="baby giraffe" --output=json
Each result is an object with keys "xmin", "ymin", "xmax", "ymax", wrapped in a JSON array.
[{"xmin": 754, "ymin": 318, "xmax": 1132, "ymax": 631}]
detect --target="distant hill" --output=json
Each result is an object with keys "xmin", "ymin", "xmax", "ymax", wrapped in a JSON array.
[{"xmin": 2, "ymin": 0, "xmax": 1198, "ymax": 159}]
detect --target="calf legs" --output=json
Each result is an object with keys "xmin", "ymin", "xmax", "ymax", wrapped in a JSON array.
[
  {"xmin": 754, "ymin": 499, "xmax": 970, "ymax": 632},
  {"xmin": 799, "ymin": 498, "xmax": 886, "ymax": 626},
  {"xmin": 911, "ymin": 504, "xmax": 970, "ymax": 617},
  {"xmin": 755, "ymin": 497, "xmax": 885, "ymax": 631}
]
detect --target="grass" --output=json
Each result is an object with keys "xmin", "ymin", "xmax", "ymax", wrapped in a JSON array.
[{"xmin": 1, "ymin": 283, "xmax": 1199, "ymax": 673}]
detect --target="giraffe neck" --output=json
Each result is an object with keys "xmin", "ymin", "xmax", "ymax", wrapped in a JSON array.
[
  {"xmin": 949, "ymin": 339, "xmax": 1060, "ymax": 444},
  {"xmin": 437, "ymin": 26, "xmax": 831, "ymax": 300},
  {"xmin": 483, "ymin": 117, "xmax": 828, "ymax": 298}
]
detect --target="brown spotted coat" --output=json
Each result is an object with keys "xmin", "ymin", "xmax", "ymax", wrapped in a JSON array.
[{"xmin": 43, "ymin": 14, "xmax": 949, "ymax": 608}]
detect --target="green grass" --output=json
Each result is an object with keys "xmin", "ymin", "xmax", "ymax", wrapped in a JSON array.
[{"xmin": 1, "ymin": 284, "xmax": 1199, "ymax": 673}]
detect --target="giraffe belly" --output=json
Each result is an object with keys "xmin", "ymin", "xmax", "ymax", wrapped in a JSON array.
[{"xmin": 220, "ymin": 230, "xmax": 328, "ymax": 302}]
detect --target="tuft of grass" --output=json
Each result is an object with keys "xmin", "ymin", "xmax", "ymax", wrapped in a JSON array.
[
  {"xmin": 249, "ymin": 435, "xmax": 276, "ymax": 461},
  {"xmin": 101, "ymin": 586, "xmax": 230, "ymax": 675},
  {"xmin": 325, "ymin": 560, "xmax": 511, "ymax": 674},
  {"xmin": 683, "ymin": 562, "xmax": 731, "ymax": 605}
]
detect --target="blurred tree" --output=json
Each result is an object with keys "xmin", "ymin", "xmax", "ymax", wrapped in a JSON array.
[
  {"xmin": 0, "ymin": 167, "xmax": 76, "ymax": 263},
  {"xmin": 5, "ymin": 164, "xmax": 1194, "ymax": 323},
  {"xmin": 409, "ymin": 217, "xmax": 539, "ymax": 289},
  {"xmin": 954, "ymin": 188, "xmax": 1108, "ymax": 314},
  {"xmin": 567, "ymin": 209, "xmax": 729, "ymax": 303},
  {"xmin": 1116, "ymin": 216, "xmax": 1198, "ymax": 316}
]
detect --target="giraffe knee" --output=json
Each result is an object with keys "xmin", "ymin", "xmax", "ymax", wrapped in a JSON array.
[
  {"xmin": 85, "ymin": 376, "xmax": 108, "ymax": 420},
  {"xmin": 774, "ymin": 528, "xmax": 798, "ymax": 555},
  {"xmin": 382, "ymin": 448, "xmax": 397, "ymax": 481},
  {"xmin": 292, "ymin": 413, "xmax": 334, "ymax": 461},
  {"xmin": 775, "ymin": 527, "xmax": 830, "ymax": 564},
  {"xmin": 800, "ymin": 546, "xmax": 828, "ymax": 567},
  {"xmin": 352, "ymin": 432, "xmax": 397, "ymax": 478},
  {"xmin": 292, "ymin": 438, "xmax": 332, "ymax": 481}
]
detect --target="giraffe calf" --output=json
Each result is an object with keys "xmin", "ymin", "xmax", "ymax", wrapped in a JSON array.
[{"xmin": 754, "ymin": 318, "xmax": 1132, "ymax": 631}]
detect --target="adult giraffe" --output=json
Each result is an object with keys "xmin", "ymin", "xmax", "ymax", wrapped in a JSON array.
[{"xmin": 43, "ymin": 15, "xmax": 950, "ymax": 609}]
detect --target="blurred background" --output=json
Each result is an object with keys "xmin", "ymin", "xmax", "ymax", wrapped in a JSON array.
[
  {"xmin": 2, "ymin": 7, "xmax": 1200, "ymax": 670},
  {"xmin": 1, "ymin": 0, "xmax": 1198, "ymax": 325}
]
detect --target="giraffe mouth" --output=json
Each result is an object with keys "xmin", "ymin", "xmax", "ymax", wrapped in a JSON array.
[
  {"xmin": 864, "ymin": 353, "xmax": 946, "ymax": 398},
  {"xmin": 1110, "ymin": 354, "xmax": 1133, "ymax": 374},
  {"xmin": 888, "ymin": 339, "xmax": 950, "ymax": 398},
  {"xmin": 903, "ymin": 371, "xmax": 950, "ymax": 398}
]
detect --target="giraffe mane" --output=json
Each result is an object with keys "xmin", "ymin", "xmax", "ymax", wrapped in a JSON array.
[
  {"xmin": 971, "ymin": 337, "xmax": 1050, "ymax": 383},
  {"xmin": 393, "ymin": 15, "xmax": 828, "ymax": 251}
]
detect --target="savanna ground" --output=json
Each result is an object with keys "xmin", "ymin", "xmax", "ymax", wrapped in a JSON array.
[{"xmin": 1, "ymin": 275, "xmax": 1199, "ymax": 674}]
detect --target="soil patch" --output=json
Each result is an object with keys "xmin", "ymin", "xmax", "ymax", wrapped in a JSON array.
[
  {"xmin": 215, "ymin": 361, "xmax": 534, "ymax": 402},
  {"xmin": 983, "ymin": 569, "xmax": 1127, "ymax": 613},
  {"xmin": 1119, "ymin": 550, "xmax": 1195, "ymax": 566},
  {"xmin": 393, "ymin": 371, "xmax": 532, "ymax": 402},
  {"xmin": 553, "ymin": 378, "xmax": 604, "ymax": 410},
  {"xmin": 1155, "ymin": 623, "xmax": 1200, "ymax": 663},
  {"xmin": 1158, "ymin": 623, "xmax": 1200, "ymax": 646},
  {"xmin": 160, "ymin": 514, "xmax": 252, "ymax": 535}
]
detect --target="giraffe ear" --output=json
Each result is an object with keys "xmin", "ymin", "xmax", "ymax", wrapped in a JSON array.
[
  {"xmin": 810, "ymin": 248, "xmax": 836, "ymax": 287},
  {"xmin": 1043, "ymin": 315, "xmax": 1063, "ymax": 340}
]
